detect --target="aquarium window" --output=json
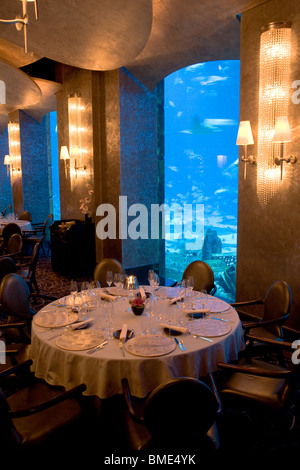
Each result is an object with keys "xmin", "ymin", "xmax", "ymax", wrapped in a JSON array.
[{"xmin": 164, "ymin": 60, "xmax": 240, "ymax": 301}]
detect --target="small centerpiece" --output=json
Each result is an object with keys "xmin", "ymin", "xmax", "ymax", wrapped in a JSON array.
[{"xmin": 129, "ymin": 296, "xmax": 145, "ymax": 315}]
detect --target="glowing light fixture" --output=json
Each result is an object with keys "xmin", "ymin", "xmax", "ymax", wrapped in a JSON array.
[
  {"xmin": 273, "ymin": 116, "xmax": 296, "ymax": 181},
  {"xmin": 60, "ymin": 146, "xmax": 70, "ymax": 178},
  {"xmin": 257, "ymin": 22, "xmax": 292, "ymax": 204},
  {"xmin": 7, "ymin": 122, "xmax": 21, "ymax": 175},
  {"xmin": 68, "ymin": 94, "xmax": 86, "ymax": 177},
  {"xmin": 236, "ymin": 120, "xmax": 256, "ymax": 180}
]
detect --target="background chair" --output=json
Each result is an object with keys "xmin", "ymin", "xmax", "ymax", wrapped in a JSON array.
[
  {"xmin": 213, "ymin": 336, "xmax": 300, "ymax": 451},
  {"xmin": 94, "ymin": 258, "xmax": 124, "ymax": 287},
  {"xmin": 23, "ymin": 213, "xmax": 53, "ymax": 256},
  {"xmin": 16, "ymin": 242, "xmax": 41, "ymax": 293},
  {"xmin": 0, "ymin": 223, "xmax": 22, "ymax": 254},
  {"xmin": 0, "ymin": 359, "xmax": 89, "ymax": 455},
  {"xmin": 232, "ymin": 280, "xmax": 291, "ymax": 361},
  {"xmin": 0, "ymin": 257, "xmax": 16, "ymax": 283},
  {"xmin": 121, "ymin": 377, "xmax": 221, "ymax": 453},
  {"xmin": 18, "ymin": 211, "xmax": 32, "ymax": 222},
  {"xmin": 179, "ymin": 260, "xmax": 217, "ymax": 295},
  {"xmin": 0, "ymin": 234, "xmax": 23, "ymax": 262}
]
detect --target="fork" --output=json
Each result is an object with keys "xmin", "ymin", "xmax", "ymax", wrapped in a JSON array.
[{"xmin": 87, "ymin": 340, "xmax": 108, "ymax": 354}]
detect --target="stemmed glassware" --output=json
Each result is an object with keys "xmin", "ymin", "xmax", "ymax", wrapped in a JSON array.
[
  {"xmin": 70, "ymin": 280, "xmax": 78, "ymax": 309},
  {"xmin": 106, "ymin": 271, "xmax": 113, "ymax": 287},
  {"xmin": 125, "ymin": 275, "xmax": 139, "ymax": 311},
  {"xmin": 113, "ymin": 273, "xmax": 122, "ymax": 289}
]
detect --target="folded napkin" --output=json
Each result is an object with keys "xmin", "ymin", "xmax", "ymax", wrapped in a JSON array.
[
  {"xmin": 70, "ymin": 319, "xmax": 93, "ymax": 330},
  {"xmin": 100, "ymin": 291, "xmax": 116, "ymax": 301},
  {"xmin": 120, "ymin": 323, "xmax": 128, "ymax": 342},
  {"xmin": 183, "ymin": 308, "xmax": 210, "ymax": 315},
  {"xmin": 169, "ymin": 295, "xmax": 183, "ymax": 305},
  {"xmin": 160, "ymin": 323, "xmax": 189, "ymax": 334},
  {"xmin": 139, "ymin": 286, "xmax": 146, "ymax": 299}
]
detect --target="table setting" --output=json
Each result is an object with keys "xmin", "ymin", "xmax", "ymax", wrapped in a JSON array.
[{"xmin": 29, "ymin": 271, "xmax": 244, "ymax": 399}]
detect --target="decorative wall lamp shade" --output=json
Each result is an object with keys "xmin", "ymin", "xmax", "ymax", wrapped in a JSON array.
[
  {"xmin": 236, "ymin": 120, "xmax": 256, "ymax": 180},
  {"xmin": 0, "ymin": 0, "xmax": 39, "ymax": 54},
  {"xmin": 273, "ymin": 116, "xmax": 296, "ymax": 181},
  {"xmin": 257, "ymin": 22, "xmax": 292, "ymax": 204},
  {"xmin": 4, "ymin": 154, "xmax": 10, "ymax": 176},
  {"xmin": 60, "ymin": 145, "xmax": 70, "ymax": 178}
]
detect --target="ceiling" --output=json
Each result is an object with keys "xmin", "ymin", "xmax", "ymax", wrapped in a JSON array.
[{"xmin": 0, "ymin": 0, "xmax": 267, "ymax": 131}]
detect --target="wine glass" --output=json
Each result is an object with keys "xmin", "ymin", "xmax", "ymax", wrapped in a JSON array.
[
  {"xmin": 148, "ymin": 269, "xmax": 155, "ymax": 287},
  {"xmin": 106, "ymin": 271, "xmax": 113, "ymax": 287},
  {"xmin": 200, "ymin": 289, "xmax": 208, "ymax": 316},
  {"xmin": 70, "ymin": 280, "xmax": 78, "ymax": 308},
  {"xmin": 114, "ymin": 273, "xmax": 122, "ymax": 289}
]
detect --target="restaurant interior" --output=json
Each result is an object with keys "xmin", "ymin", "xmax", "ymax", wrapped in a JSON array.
[{"xmin": 0, "ymin": 0, "xmax": 300, "ymax": 461}]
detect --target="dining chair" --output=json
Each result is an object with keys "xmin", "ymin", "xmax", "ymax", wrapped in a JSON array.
[
  {"xmin": 214, "ymin": 335, "xmax": 300, "ymax": 441},
  {"xmin": 17, "ymin": 241, "xmax": 41, "ymax": 293},
  {"xmin": 23, "ymin": 213, "xmax": 53, "ymax": 256},
  {"xmin": 232, "ymin": 280, "xmax": 291, "ymax": 361},
  {"xmin": 94, "ymin": 258, "xmax": 125, "ymax": 287},
  {"xmin": 1, "ymin": 233, "xmax": 23, "ymax": 262},
  {"xmin": 18, "ymin": 211, "xmax": 32, "ymax": 222},
  {"xmin": 0, "ymin": 256, "xmax": 16, "ymax": 283},
  {"xmin": 0, "ymin": 273, "xmax": 36, "ymax": 344},
  {"xmin": 179, "ymin": 260, "xmax": 217, "ymax": 295},
  {"xmin": 121, "ymin": 376, "xmax": 221, "ymax": 453},
  {"xmin": 0, "ymin": 359, "xmax": 88, "ymax": 454},
  {"xmin": 0, "ymin": 223, "xmax": 22, "ymax": 254}
]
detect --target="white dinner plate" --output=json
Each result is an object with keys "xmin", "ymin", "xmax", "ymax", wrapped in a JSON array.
[
  {"xmin": 189, "ymin": 319, "xmax": 231, "ymax": 337},
  {"xmin": 56, "ymin": 330, "xmax": 105, "ymax": 351},
  {"xmin": 34, "ymin": 311, "xmax": 78, "ymax": 328},
  {"xmin": 125, "ymin": 334, "xmax": 176, "ymax": 357}
]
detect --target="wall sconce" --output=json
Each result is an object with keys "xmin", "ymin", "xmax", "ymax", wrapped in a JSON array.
[
  {"xmin": 257, "ymin": 22, "xmax": 292, "ymax": 205},
  {"xmin": 60, "ymin": 146, "xmax": 70, "ymax": 178},
  {"xmin": 4, "ymin": 155, "xmax": 10, "ymax": 176},
  {"xmin": 273, "ymin": 116, "xmax": 296, "ymax": 180},
  {"xmin": 68, "ymin": 94, "xmax": 86, "ymax": 178},
  {"xmin": 0, "ymin": 0, "xmax": 39, "ymax": 54},
  {"xmin": 7, "ymin": 122, "xmax": 22, "ymax": 175},
  {"xmin": 236, "ymin": 120, "xmax": 256, "ymax": 180}
]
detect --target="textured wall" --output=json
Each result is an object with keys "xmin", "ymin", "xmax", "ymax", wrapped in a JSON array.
[
  {"xmin": 0, "ymin": 128, "xmax": 12, "ymax": 214},
  {"xmin": 56, "ymin": 66, "xmax": 95, "ymax": 222},
  {"xmin": 237, "ymin": 0, "xmax": 300, "ymax": 332},
  {"xmin": 20, "ymin": 110, "xmax": 51, "ymax": 224},
  {"xmin": 119, "ymin": 68, "xmax": 161, "ymax": 269}
]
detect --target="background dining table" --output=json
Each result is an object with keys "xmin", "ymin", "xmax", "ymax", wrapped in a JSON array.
[
  {"xmin": 29, "ymin": 286, "xmax": 244, "ymax": 399},
  {"xmin": 0, "ymin": 217, "xmax": 32, "ymax": 235}
]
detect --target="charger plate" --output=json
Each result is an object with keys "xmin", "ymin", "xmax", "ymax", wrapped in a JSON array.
[
  {"xmin": 35, "ymin": 311, "xmax": 78, "ymax": 328},
  {"xmin": 125, "ymin": 334, "xmax": 176, "ymax": 357},
  {"xmin": 56, "ymin": 330, "xmax": 105, "ymax": 351},
  {"xmin": 189, "ymin": 319, "xmax": 231, "ymax": 337}
]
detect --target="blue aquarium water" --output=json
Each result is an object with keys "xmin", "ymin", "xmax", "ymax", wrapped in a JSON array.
[{"xmin": 164, "ymin": 60, "xmax": 240, "ymax": 301}]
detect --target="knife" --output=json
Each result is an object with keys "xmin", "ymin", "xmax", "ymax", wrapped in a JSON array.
[
  {"xmin": 174, "ymin": 337, "xmax": 185, "ymax": 350},
  {"xmin": 211, "ymin": 317, "xmax": 230, "ymax": 323},
  {"xmin": 119, "ymin": 340, "xmax": 125, "ymax": 357}
]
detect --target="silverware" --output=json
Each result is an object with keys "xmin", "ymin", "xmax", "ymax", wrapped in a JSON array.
[
  {"xmin": 87, "ymin": 340, "xmax": 108, "ymax": 354},
  {"xmin": 211, "ymin": 317, "xmax": 230, "ymax": 323},
  {"xmin": 119, "ymin": 340, "xmax": 125, "ymax": 357},
  {"xmin": 193, "ymin": 335, "xmax": 213, "ymax": 342},
  {"xmin": 174, "ymin": 337, "xmax": 186, "ymax": 351}
]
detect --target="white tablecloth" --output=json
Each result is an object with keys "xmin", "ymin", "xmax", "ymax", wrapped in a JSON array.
[
  {"xmin": 30, "ymin": 288, "xmax": 244, "ymax": 399},
  {"xmin": 0, "ymin": 218, "xmax": 32, "ymax": 235}
]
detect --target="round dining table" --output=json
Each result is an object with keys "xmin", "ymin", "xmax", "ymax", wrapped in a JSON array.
[
  {"xmin": 0, "ymin": 218, "xmax": 32, "ymax": 235},
  {"xmin": 30, "ymin": 286, "xmax": 244, "ymax": 399}
]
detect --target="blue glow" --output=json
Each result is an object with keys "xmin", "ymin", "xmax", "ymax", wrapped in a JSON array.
[{"xmin": 164, "ymin": 60, "xmax": 240, "ymax": 301}]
